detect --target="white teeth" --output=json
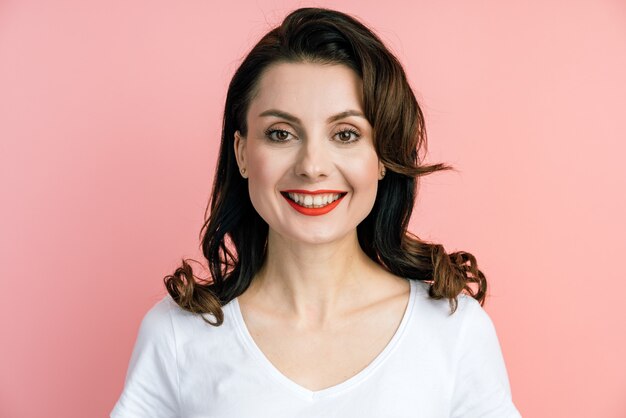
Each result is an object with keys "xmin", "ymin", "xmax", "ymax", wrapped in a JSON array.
[{"xmin": 286, "ymin": 192, "xmax": 343, "ymax": 208}]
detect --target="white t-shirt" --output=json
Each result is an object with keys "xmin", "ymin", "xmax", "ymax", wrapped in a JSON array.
[{"xmin": 111, "ymin": 279, "xmax": 522, "ymax": 417}]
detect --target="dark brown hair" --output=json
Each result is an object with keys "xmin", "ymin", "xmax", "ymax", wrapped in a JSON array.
[{"xmin": 164, "ymin": 7, "xmax": 487, "ymax": 325}]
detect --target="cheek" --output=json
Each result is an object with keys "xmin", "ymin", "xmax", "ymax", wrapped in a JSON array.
[
  {"xmin": 343, "ymin": 152, "xmax": 380, "ymax": 191},
  {"xmin": 341, "ymin": 152, "xmax": 380, "ymax": 220},
  {"xmin": 245, "ymin": 147, "xmax": 285, "ymax": 211},
  {"xmin": 247, "ymin": 147, "xmax": 285, "ymax": 185}
]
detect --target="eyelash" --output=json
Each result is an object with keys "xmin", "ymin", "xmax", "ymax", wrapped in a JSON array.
[{"xmin": 263, "ymin": 127, "xmax": 361, "ymax": 144}]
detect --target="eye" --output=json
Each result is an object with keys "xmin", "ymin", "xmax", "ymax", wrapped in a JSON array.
[
  {"xmin": 264, "ymin": 128, "xmax": 295, "ymax": 143},
  {"xmin": 335, "ymin": 128, "xmax": 361, "ymax": 144}
]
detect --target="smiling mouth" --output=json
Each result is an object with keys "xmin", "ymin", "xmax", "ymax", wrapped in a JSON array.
[{"xmin": 280, "ymin": 191, "xmax": 348, "ymax": 209}]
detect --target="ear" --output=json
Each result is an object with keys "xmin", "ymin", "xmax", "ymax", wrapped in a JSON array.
[{"xmin": 234, "ymin": 130, "xmax": 247, "ymax": 176}]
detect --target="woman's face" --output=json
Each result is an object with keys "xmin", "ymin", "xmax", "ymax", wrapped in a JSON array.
[{"xmin": 234, "ymin": 61, "xmax": 384, "ymax": 245}]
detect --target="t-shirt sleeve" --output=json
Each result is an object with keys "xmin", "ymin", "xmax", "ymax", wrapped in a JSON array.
[
  {"xmin": 450, "ymin": 297, "xmax": 522, "ymax": 418},
  {"xmin": 110, "ymin": 297, "xmax": 180, "ymax": 418}
]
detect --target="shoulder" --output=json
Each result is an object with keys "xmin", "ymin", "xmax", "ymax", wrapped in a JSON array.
[
  {"xmin": 406, "ymin": 281, "xmax": 521, "ymax": 416},
  {"xmin": 143, "ymin": 294, "xmax": 175, "ymax": 320},
  {"xmin": 111, "ymin": 295, "xmax": 183, "ymax": 417},
  {"xmin": 137, "ymin": 293, "xmax": 238, "ymax": 350},
  {"xmin": 139, "ymin": 294, "xmax": 177, "ymax": 329},
  {"xmin": 138, "ymin": 293, "xmax": 219, "ymax": 331},
  {"xmin": 408, "ymin": 280, "xmax": 494, "ymax": 344},
  {"xmin": 130, "ymin": 295, "xmax": 179, "ymax": 350},
  {"xmin": 411, "ymin": 279, "xmax": 484, "ymax": 321}
]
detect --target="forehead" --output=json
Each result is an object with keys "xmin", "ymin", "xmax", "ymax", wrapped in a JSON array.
[{"xmin": 248, "ymin": 62, "xmax": 364, "ymax": 117}]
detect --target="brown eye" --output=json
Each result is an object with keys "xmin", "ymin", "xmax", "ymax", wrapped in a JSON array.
[
  {"xmin": 335, "ymin": 128, "xmax": 361, "ymax": 144},
  {"xmin": 264, "ymin": 128, "xmax": 294, "ymax": 142}
]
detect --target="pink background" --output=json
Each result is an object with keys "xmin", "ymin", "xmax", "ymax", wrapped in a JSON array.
[{"xmin": 1, "ymin": 0, "xmax": 625, "ymax": 417}]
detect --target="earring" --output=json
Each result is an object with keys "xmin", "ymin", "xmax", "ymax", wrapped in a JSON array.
[
  {"xmin": 240, "ymin": 167, "xmax": 247, "ymax": 176},
  {"xmin": 380, "ymin": 168, "xmax": 386, "ymax": 179}
]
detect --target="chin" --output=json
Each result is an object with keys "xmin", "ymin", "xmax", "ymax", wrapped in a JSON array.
[{"xmin": 286, "ymin": 228, "xmax": 357, "ymax": 246}]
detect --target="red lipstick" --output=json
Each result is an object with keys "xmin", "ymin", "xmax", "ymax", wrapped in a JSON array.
[{"xmin": 281, "ymin": 190, "xmax": 347, "ymax": 216}]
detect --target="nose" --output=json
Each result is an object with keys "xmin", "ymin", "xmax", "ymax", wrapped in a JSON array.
[{"xmin": 294, "ymin": 135, "xmax": 333, "ymax": 181}]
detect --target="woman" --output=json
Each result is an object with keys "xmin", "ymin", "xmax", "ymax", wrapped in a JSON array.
[{"xmin": 111, "ymin": 7, "xmax": 521, "ymax": 417}]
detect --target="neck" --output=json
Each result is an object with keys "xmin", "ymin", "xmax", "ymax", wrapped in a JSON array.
[{"xmin": 246, "ymin": 228, "xmax": 382, "ymax": 328}]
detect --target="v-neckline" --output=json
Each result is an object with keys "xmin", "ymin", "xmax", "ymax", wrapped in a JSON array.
[{"xmin": 230, "ymin": 278, "xmax": 416, "ymax": 401}]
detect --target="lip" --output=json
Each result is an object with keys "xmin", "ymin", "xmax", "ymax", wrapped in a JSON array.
[
  {"xmin": 282, "ymin": 189, "xmax": 347, "ymax": 195},
  {"xmin": 280, "ymin": 190, "xmax": 348, "ymax": 216}
]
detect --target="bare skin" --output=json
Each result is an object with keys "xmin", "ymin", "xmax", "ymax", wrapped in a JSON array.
[
  {"xmin": 233, "ymin": 62, "xmax": 411, "ymax": 391},
  {"xmin": 237, "ymin": 267, "xmax": 410, "ymax": 391}
]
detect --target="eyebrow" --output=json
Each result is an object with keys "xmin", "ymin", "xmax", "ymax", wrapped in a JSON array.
[{"xmin": 258, "ymin": 109, "xmax": 366, "ymax": 124}]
